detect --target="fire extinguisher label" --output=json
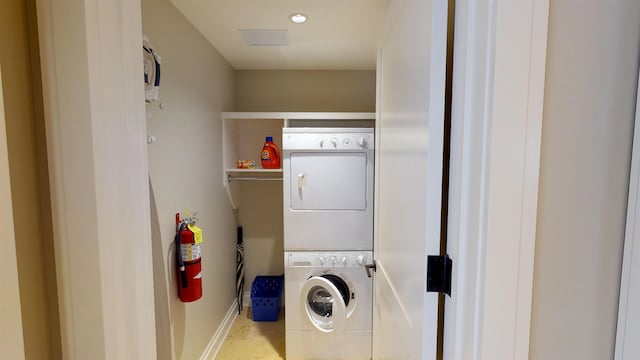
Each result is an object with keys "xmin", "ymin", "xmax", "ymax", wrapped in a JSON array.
[
  {"xmin": 188, "ymin": 224, "xmax": 203, "ymax": 244},
  {"xmin": 181, "ymin": 244, "xmax": 201, "ymax": 261}
]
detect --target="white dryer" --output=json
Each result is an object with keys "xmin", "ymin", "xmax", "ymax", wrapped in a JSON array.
[
  {"xmin": 284, "ymin": 250, "xmax": 372, "ymax": 360},
  {"xmin": 283, "ymin": 128, "xmax": 374, "ymax": 251}
]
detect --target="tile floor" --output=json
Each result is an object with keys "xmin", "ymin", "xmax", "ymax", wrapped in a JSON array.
[{"xmin": 216, "ymin": 306, "xmax": 285, "ymax": 359}]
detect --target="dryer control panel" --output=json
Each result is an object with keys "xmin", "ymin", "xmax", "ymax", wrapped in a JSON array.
[
  {"xmin": 286, "ymin": 251, "xmax": 373, "ymax": 268},
  {"xmin": 283, "ymin": 128, "xmax": 374, "ymax": 151}
]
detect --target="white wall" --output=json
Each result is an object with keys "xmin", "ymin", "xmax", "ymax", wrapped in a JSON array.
[
  {"xmin": 530, "ymin": 1, "xmax": 640, "ymax": 358},
  {"xmin": 141, "ymin": 0, "xmax": 237, "ymax": 359},
  {"xmin": 235, "ymin": 70, "xmax": 376, "ymax": 289}
]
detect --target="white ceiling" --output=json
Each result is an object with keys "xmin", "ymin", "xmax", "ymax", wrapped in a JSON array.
[{"xmin": 170, "ymin": 0, "xmax": 391, "ymax": 70}]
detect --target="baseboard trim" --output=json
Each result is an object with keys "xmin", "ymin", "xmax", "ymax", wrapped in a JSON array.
[{"xmin": 200, "ymin": 300, "xmax": 238, "ymax": 360}]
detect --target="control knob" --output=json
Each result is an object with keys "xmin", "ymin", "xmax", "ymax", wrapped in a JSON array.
[
  {"xmin": 331, "ymin": 137, "xmax": 338, "ymax": 148},
  {"xmin": 356, "ymin": 255, "xmax": 365, "ymax": 266},
  {"xmin": 318, "ymin": 138, "xmax": 324, "ymax": 148},
  {"xmin": 340, "ymin": 256, "xmax": 348, "ymax": 266},
  {"xmin": 318, "ymin": 256, "xmax": 325, "ymax": 265},
  {"xmin": 358, "ymin": 137, "xmax": 368, "ymax": 148},
  {"xmin": 329, "ymin": 256, "xmax": 337, "ymax": 265}
]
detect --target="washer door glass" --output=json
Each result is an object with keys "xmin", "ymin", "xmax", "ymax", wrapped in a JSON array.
[{"xmin": 300, "ymin": 275, "xmax": 349, "ymax": 333}]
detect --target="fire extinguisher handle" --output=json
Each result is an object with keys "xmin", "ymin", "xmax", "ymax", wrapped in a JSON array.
[{"xmin": 181, "ymin": 269, "xmax": 188, "ymax": 288}]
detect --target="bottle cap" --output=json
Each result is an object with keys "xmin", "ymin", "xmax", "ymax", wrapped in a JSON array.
[{"xmin": 266, "ymin": 136, "xmax": 273, "ymax": 141}]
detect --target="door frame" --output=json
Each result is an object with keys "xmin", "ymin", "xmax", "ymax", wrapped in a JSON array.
[
  {"xmin": 35, "ymin": 0, "xmax": 549, "ymax": 358},
  {"xmin": 35, "ymin": 0, "xmax": 156, "ymax": 358},
  {"xmin": 615, "ymin": 67, "xmax": 640, "ymax": 360},
  {"xmin": 0, "ymin": 64, "xmax": 27, "ymax": 360},
  {"xmin": 444, "ymin": 0, "xmax": 549, "ymax": 359}
]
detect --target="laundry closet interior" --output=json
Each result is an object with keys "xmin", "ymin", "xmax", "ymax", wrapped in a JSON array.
[
  {"xmin": 20, "ymin": 0, "xmax": 640, "ymax": 358},
  {"xmin": 142, "ymin": 0, "xmax": 389, "ymax": 359}
]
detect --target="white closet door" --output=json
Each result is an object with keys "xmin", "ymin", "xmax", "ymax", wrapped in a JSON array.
[{"xmin": 372, "ymin": 0, "xmax": 447, "ymax": 358}]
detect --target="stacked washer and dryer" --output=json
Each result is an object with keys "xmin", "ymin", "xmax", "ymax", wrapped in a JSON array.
[{"xmin": 282, "ymin": 127, "xmax": 375, "ymax": 360}]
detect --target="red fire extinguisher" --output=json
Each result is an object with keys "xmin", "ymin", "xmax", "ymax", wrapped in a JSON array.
[{"xmin": 175, "ymin": 213, "xmax": 203, "ymax": 302}]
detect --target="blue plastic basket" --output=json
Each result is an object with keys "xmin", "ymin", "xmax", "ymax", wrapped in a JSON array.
[{"xmin": 250, "ymin": 276, "xmax": 283, "ymax": 321}]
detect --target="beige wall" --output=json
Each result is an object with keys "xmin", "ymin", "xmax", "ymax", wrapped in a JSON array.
[
  {"xmin": 238, "ymin": 180, "xmax": 285, "ymax": 290},
  {"xmin": 141, "ymin": 0, "xmax": 237, "ymax": 358},
  {"xmin": 0, "ymin": 0, "xmax": 60, "ymax": 359},
  {"xmin": 236, "ymin": 70, "xmax": 376, "ymax": 112},
  {"xmin": 235, "ymin": 70, "xmax": 376, "ymax": 293},
  {"xmin": 530, "ymin": 1, "xmax": 640, "ymax": 358}
]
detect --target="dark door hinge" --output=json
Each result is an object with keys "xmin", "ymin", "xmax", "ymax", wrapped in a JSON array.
[
  {"xmin": 427, "ymin": 254, "xmax": 452, "ymax": 296},
  {"xmin": 365, "ymin": 260, "xmax": 377, "ymax": 278}
]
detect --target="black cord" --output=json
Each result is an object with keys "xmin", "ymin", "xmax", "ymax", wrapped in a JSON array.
[{"xmin": 175, "ymin": 222, "xmax": 188, "ymax": 288}]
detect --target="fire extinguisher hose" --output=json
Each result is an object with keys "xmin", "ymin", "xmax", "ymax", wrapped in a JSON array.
[{"xmin": 175, "ymin": 222, "xmax": 188, "ymax": 288}]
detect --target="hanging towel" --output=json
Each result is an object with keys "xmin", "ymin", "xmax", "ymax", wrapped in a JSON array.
[
  {"xmin": 236, "ymin": 227, "xmax": 245, "ymax": 314},
  {"xmin": 143, "ymin": 36, "xmax": 161, "ymax": 102}
]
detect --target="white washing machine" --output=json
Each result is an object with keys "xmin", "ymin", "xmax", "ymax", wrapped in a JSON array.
[
  {"xmin": 284, "ymin": 250, "xmax": 373, "ymax": 360},
  {"xmin": 283, "ymin": 128, "xmax": 374, "ymax": 251}
]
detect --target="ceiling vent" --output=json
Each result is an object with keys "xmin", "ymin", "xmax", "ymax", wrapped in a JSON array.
[{"xmin": 239, "ymin": 29, "xmax": 290, "ymax": 46}]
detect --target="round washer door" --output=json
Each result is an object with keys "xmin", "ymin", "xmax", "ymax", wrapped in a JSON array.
[{"xmin": 300, "ymin": 274, "xmax": 350, "ymax": 333}]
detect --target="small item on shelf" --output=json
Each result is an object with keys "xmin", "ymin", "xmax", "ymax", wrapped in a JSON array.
[
  {"xmin": 261, "ymin": 136, "xmax": 280, "ymax": 169},
  {"xmin": 236, "ymin": 160, "xmax": 256, "ymax": 169}
]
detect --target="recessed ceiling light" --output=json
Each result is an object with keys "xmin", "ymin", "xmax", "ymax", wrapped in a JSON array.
[{"xmin": 289, "ymin": 13, "xmax": 307, "ymax": 24}]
